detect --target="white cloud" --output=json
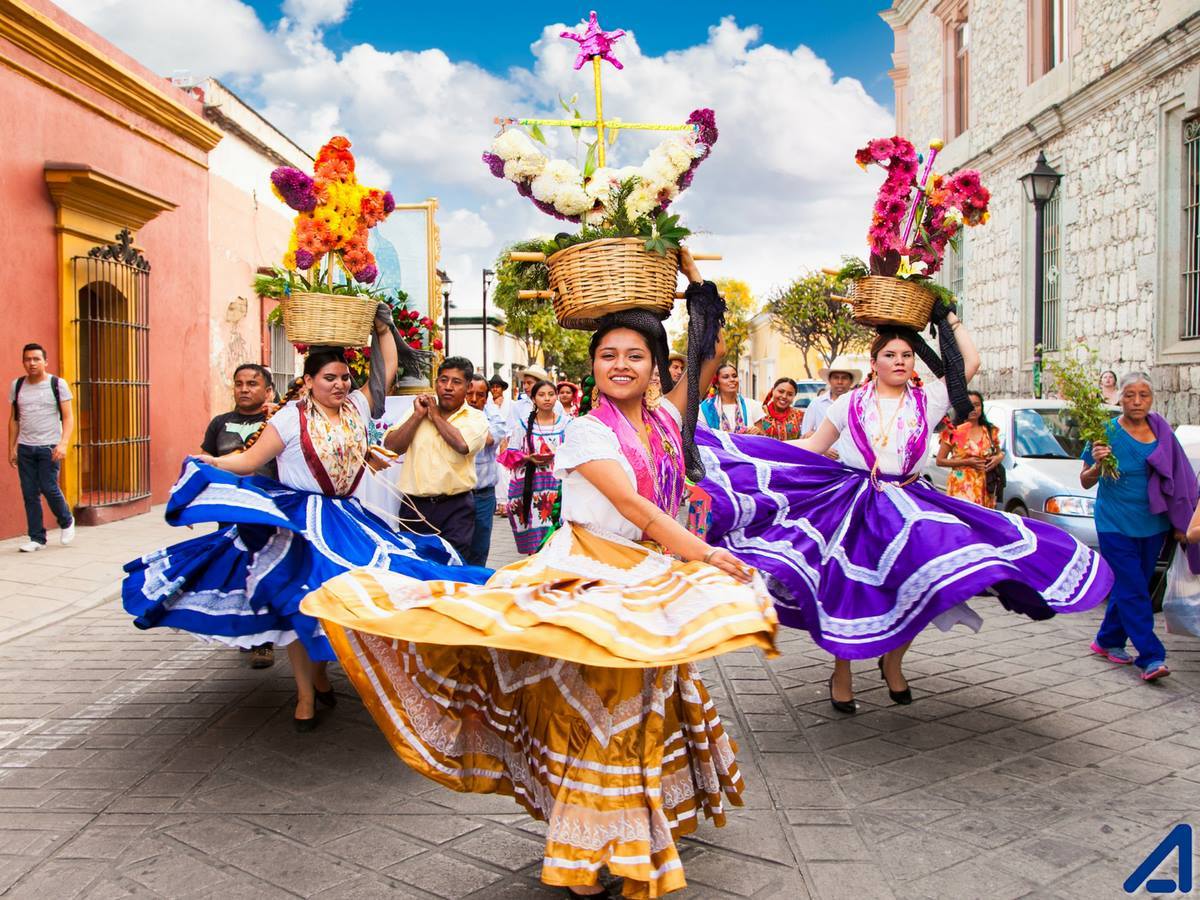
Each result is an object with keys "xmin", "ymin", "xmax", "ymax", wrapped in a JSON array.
[
  {"xmin": 57, "ymin": 3, "xmax": 893, "ymax": 311},
  {"xmin": 59, "ymin": 0, "xmax": 284, "ymax": 79},
  {"xmin": 281, "ymin": 0, "xmax": 351, "ymax": 28}
]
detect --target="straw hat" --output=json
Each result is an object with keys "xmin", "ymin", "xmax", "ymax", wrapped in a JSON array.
[
  {"xmin": 818, "ymin": 357, "xmax": 864, "ymax": 385},
  {"xmin": 667, "ymin": 351, "xmax": 686, "ymax": 364},
  {"xmin": 521, "ymin": 364, "xmax": 552, "ymax": 382}
]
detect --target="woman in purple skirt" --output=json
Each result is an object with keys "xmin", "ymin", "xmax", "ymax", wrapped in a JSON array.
[{"xmin": 697, "ymin": 320, "xmax": 1114, "ymax": 714}]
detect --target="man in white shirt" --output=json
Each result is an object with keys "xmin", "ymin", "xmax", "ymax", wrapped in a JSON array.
[
  {"xmin": 803, "ymin": 358, "xmax": 863, "ymax": 439},
  {"xmin": 466, "ymin": 374, "xmax": 509, "ymax": 566},
  {"xmin": 8, "ymin": 343, "xmax": 75, "ymax": 551},
  {"xmin": 485, "ymin": 374, "xmax": 511, "ymax": 419}
]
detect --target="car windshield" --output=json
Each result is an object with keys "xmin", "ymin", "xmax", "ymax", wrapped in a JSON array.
[{"xmin": 1011, "ymin": 408, "xmax": 1117, "ymax": 459}]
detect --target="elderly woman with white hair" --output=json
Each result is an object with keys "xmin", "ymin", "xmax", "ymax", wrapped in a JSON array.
[{"xmin": 1082, "ymin": 371, "xmax": 1199, "ymax": 682}]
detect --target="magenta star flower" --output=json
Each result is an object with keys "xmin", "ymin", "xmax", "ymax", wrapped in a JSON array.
[{"xmin": 561, "ymin": 10, "xmax": 625, "ymax": 70}]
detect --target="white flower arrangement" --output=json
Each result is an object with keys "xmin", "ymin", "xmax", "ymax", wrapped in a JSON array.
[{"xmin": 483, "ymin": 112, "xmax": 716, "ymax": 226}]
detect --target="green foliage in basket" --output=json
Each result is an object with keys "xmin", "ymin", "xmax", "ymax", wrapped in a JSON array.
[
  {"xmin": 640, "ymin": 212, "xmax": 690, "ymax": 255},
  {"xmin": 832, "ymin": 255, "xmax": 959, "ymax": 317},
  {"xmin": 536, "ymin": 178, "xmax": 692, "ymax": 257},
  {"xmin": 1047, "ymin": 348, "xmax": 1119, "ymax": 479}
]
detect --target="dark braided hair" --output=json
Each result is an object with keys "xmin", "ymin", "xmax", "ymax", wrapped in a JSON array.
[
  {"xmin": 518, "ymin": 379, "xmax": 556, "ymax": 527},
  {"xmin": 577, "ymin": 375, "xmax": 597, "ymax": 416},
  {"xmin": 242, "ymin": 376, "xmax": 305, "ymax": 451}
]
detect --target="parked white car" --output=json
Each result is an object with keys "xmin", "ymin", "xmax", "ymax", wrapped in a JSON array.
[{"xmin": 922, "ymin": 398, "xmax": 1118, "ymax": 549}]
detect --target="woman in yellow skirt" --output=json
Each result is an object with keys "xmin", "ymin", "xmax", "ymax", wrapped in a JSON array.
[{"xmin": 303, "ymin": 252, "xmax": 777, "ymax": 898}]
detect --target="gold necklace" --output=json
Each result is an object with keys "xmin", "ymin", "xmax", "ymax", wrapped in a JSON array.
[{"xmin": 872, "ymin": 388, "xmax": 907, "ymax": 449}]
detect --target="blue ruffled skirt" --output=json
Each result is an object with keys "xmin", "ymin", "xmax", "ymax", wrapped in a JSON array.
[{"xmin": 122, "ymin": 460, "xmax": 492, "ymax": 661}]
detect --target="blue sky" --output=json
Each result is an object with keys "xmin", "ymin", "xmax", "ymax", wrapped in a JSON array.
[
  {"xmin": 64, "ymin": 0, "xmax": 898, "ymax": 298},
  {"xmin": 246, "ymin": 1, "xmax": 897, "ymax": 108}
]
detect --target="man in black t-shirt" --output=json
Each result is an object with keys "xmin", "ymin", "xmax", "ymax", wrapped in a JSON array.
[
  {"xmin": 202, "ymin": 364, "xmax": 279, "ymax": 479},
  {"xmin": 201, "ymin": 363, "xmax": 277, "ymax": 669}
]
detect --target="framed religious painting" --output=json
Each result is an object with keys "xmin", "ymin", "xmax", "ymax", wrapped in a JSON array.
[{"xmin": 370, "ymin": 198, "xmax": 444, "ymax": 394}]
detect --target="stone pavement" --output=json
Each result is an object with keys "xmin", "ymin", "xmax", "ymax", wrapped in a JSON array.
[
  {"xmin": 0, "ymin": 509, "xmax": 192, "ymax": 645},
  {"xmin": 1, "ymin": 511, "xmax": 1199, "ymax": 898}
]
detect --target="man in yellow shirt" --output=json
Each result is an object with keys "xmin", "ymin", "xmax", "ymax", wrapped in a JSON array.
[{"xmin": 384, "ymin": 357, "xmax": 490, "ymax": 561}]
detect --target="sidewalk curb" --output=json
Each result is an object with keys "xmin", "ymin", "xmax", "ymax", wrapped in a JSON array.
[{"xmin": 0, "ymin": 581, "xmax": 121, "ymax": 646}]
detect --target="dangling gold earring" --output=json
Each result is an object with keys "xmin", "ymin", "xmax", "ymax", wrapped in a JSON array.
[{"xmin": 590, "ymin": 386, "xmax": 600, "ymax": 406}]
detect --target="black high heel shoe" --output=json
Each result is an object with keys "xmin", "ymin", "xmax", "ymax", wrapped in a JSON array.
[
  {"xmin": 293, "ymin": 712, "xmax": 318, "ymax": 733},
  {"xmin": 828, "ymin": 675, "xmax": 857, "ymax": 714},
  {"xmin": 315, "ymin": 687, "xmax": 337, "ymax": 708},
  {"xmin": 877, "ymin": 657, "xmax": 913, "ymax": 705}
]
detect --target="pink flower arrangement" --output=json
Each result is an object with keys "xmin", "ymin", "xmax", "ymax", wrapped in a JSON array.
[{"xmin": 855, "ymin": 136, "xmax": 990, "ymax": 279}]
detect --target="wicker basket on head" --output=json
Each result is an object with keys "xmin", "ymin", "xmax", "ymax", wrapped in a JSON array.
[
  {"xmin": 282, "ymin": 291, "xmax": 379, "ymax": 347},
  {"xmin": 546, "ymin": 238, "xmax": 678, "ymax": 330},
  {"xmin": 847, "ymin": 276, "xmax": 935, "ymax": 330}
]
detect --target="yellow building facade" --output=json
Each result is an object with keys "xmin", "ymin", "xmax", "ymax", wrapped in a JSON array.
[{"xmin": 736, "ymin": 311, "xmax": 827, "ymax": 401}]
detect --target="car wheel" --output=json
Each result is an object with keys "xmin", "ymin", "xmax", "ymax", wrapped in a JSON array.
[{"xmin": 1007, "ymin": 501, "xmax": 1029, "ymax": 517}]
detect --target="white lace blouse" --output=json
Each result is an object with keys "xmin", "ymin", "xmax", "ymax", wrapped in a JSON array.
[{"xmin": 553, "ymin": 399, "xmax": 683, "ymax": 541}]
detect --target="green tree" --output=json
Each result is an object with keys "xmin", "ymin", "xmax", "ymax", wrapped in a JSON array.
[
  {"xmin": 670, "ymin": 277, "xmax": 757, "ymax": 364},
  {"xmin": 766, "ymin": 272, "xmax": 872, "ymax": 377},
  {"xmin": 542, "ymin": 328, "xmax": 592, "ymax": 381},
  {"xmin": 491, "ymin": 242, "xmax": 593, "ymax": 381}
]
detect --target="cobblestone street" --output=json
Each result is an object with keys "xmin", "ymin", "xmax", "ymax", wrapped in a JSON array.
[{"xmin": 1, "ymin": 513, "xmax": 1199, "ymax": 898}]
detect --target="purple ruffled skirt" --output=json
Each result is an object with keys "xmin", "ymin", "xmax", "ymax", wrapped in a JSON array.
[{"xmin": 697, "ymin": 429, "xmax": 1114, "ymax": 660}]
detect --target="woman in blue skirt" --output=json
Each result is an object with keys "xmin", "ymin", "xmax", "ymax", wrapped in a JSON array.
[{"xmin": 123, "ymin": 311, "xmax": 489, "ymax": 730}]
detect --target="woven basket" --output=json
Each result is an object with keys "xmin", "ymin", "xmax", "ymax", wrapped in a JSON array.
[
  {"xmin": 546, "ymin": 238, "xmax": 678, "ymax": 330},
  {"xmin": 847, "ymin": 276, "xmax": 935, "ymax": 329},
  {"xmin": 282, "ymin": 291, "xmax": 378, "ymax": 347}
]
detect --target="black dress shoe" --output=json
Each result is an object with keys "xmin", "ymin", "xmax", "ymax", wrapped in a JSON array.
[
  {"xmin": 315, "ymin": 687, "xmax": 337, "ymax": 708},
  {"xmin": 877, "ymin": 657, "xmax": 913, "ymax": 705},
  {"xmin": 828, "ymin": 675, "xmax": 857, "ymax": 714},
  {"xmin": 293, "ymin": 714, "xmax": 318, "ymax": 733}
]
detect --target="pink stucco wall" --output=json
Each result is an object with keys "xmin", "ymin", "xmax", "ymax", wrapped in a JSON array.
[
  {"xmin": 0, "ymin": 0, "xmax": 213, "ymax": 537},
  {"xmin": 208, "ymin": 173, "xmax": 294, "ymax": 414}
]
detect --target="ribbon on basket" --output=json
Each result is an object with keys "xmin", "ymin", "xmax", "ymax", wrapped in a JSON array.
[
  {"xmin": 885, "ymin": 300, "xmax": 972, "ymax": 425},
  {"xmin": 367, "ymin": 303, "xmax": 432, "ymax": 419},
  {"xmin": 683, "ymin": 280, "xmax": 727, "ymax": 482}
]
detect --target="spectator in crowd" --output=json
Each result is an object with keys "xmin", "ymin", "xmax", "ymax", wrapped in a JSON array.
[
  {"xmin": 668, "ymin": 351, "xmax": 686, "ymax": 385},
  {"xmin": 1100, "ymin": 370, "xmax": 1120, "ymax": 406},
  {"xmin": 1083, "ymin": 372, "xmax": 1198, "ymax": 682},
  {"xmin": 937, "ymin": 390, "xmax": 1004, "ymax": 509},
  {"xmin": 803, "ymin": 358, "xmax": 862, "ymax": 439},
  {"xmin": 465, "ymin": 373, "xmax": 508, "ymax": 566},
  {"xmin": 200, "ymin": 363, "xmax": 279, "ymax": 668},
  {"xmin": 699, "ymin": 364, "xmax": 753, "ymax": 433},
  {"xmin": 501, "ymin": 379, "xmax": 567, "ymax": 554},
  {"xmin": 557, "ymin": 381, "xmax": 580, "ymax": 417},
  {"xmin": 748, "ymin": 377, "xmax": 806, "ymax": 440},
  {"xmin": 486, "ymin": 374, "xmax": 512, "ymax": 420},
  {"xmin": 202, "ymin": 364, "xmax": 279, "ymax": 481},
  {"xmin": 8, "ymin": 343, "xmax": 75, "ymax": 552},
  {"xmin": 385, "ymin": 357, "xmax": 490, "ymax": 560},
  {"xmin": 507, "ymin": 365, "xmax": 565, "ymax": 432}
]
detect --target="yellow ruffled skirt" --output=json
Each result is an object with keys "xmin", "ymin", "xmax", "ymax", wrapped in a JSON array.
[{"xmin": 302, "ymin": 524, "xmax": 777, "ymax": 898}]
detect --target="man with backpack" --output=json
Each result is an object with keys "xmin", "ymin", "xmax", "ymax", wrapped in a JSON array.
[{"xmin": 8, "ymin": 343, "xmax": 75, "ymax": 551}]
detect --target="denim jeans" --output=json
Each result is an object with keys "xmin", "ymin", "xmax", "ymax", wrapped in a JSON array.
[
  {"xmin": 17, "ymin": 444, "xmax": 73, "ymax": 544},
  {"xmin": 467, "ymin": 486, "xmax": 497, "ymax": 567},
  {"xmin": 1096, "ymin": 530, "xmax": 1168, "ymax": 668}
]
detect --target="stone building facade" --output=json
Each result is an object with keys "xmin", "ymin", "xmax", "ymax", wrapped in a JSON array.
[{"xmin": 884, "ymin": 0, "xmax": 1200, "ymax": 423}]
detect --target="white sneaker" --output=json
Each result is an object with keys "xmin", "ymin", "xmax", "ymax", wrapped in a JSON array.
[
  {"xmin": 18, "ymin": 541, "xmax": 43, "ymax": 553},
  {"xmin": 60, "ymin": 523, "xmax": 76, "ymax": 546}
]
